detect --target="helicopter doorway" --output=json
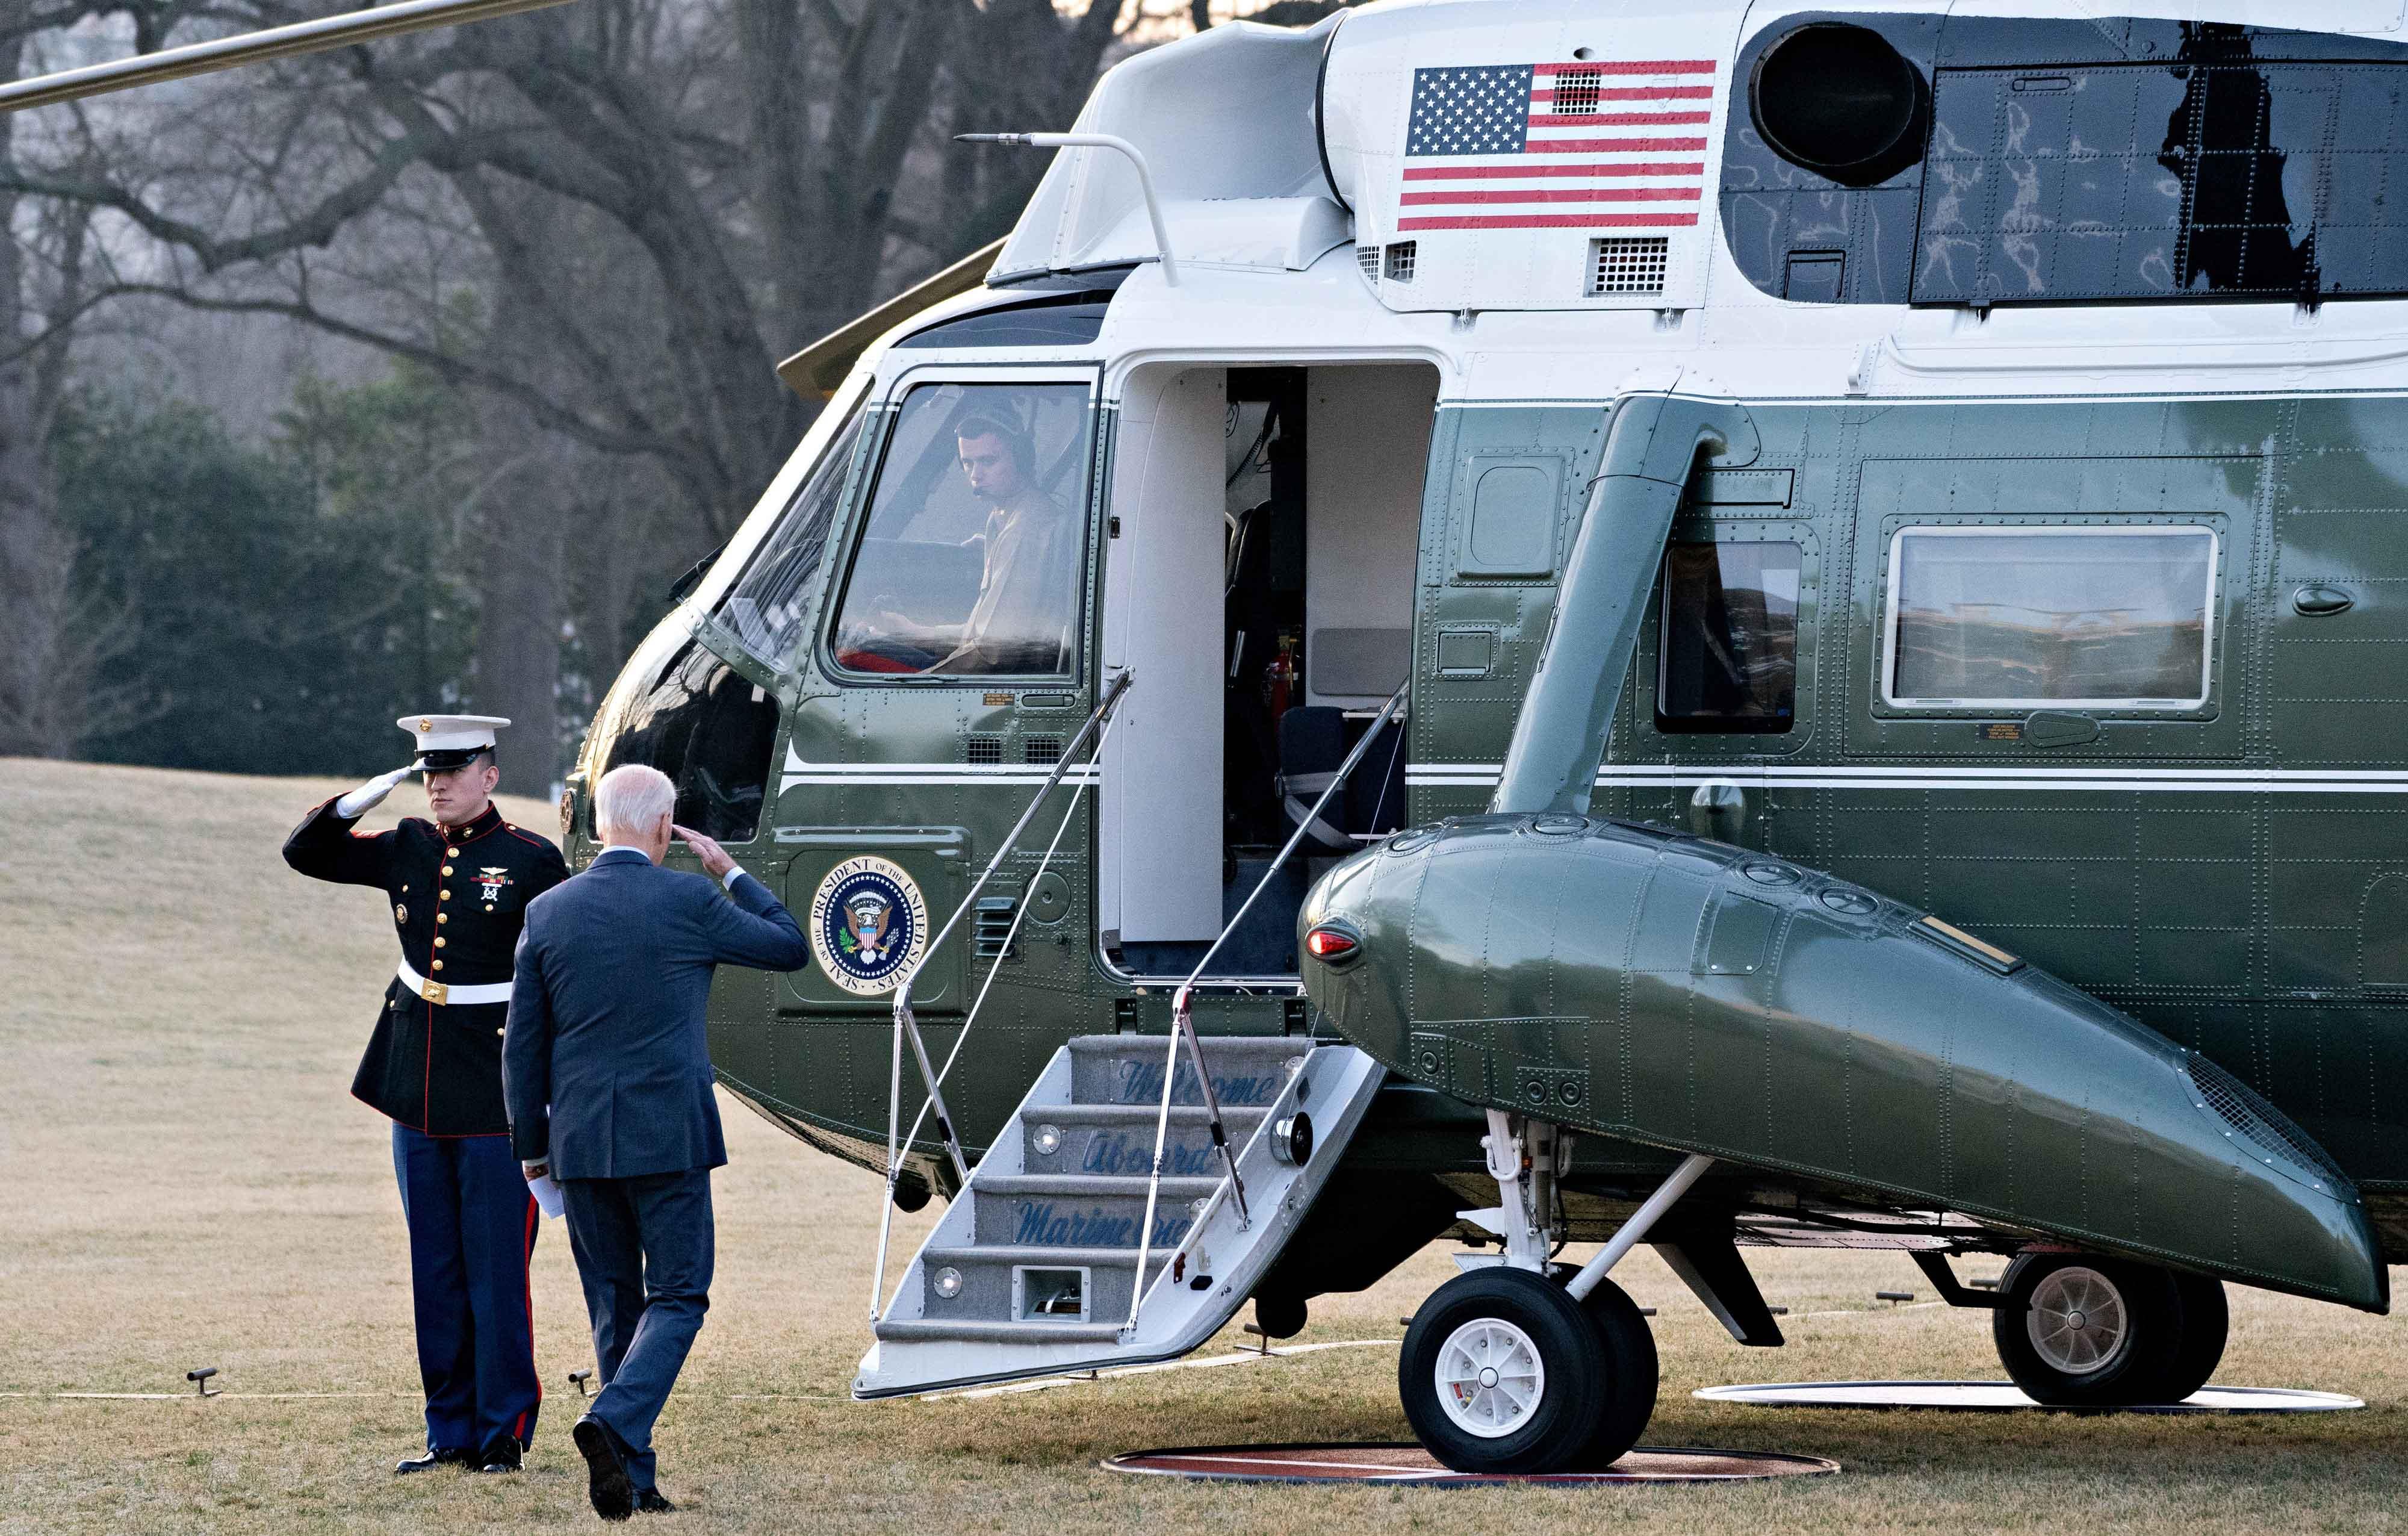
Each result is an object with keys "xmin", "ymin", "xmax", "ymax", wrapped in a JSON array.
[{"xmin": 1099, "ymin": 360, "xmax": 1436, "ymax": 979}]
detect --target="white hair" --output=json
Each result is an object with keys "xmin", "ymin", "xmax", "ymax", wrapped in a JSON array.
[{"xmin": 595, "ymin": 763, "xmax": 677, "ymax": 840}]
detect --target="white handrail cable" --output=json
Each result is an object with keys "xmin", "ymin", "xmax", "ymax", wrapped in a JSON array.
[
  {"xmin": 869, "ymin": 670, "xmax": 1134, "ymax": 1320},
  {"xmin": 1125, "ymin": 679, "xmax": 1410, "ymax": 1333},
  {"xmin": 871, "ymin": 693, "xmax": 1134, "ymax": 1322}
]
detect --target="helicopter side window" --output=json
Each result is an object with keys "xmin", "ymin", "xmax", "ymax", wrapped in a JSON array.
[
  {"xmin": 828, "ymin": 381, "xmax": 1093, "ymax": 679},
  {"xmin": 1657, "ymin": 541, "xmax": 1801, "ymax": 733},
  {"xmin": 1882, "ymin": 526, "xmax": 2216, "ymax": 709},
  {"xmin": 713, "ymin": 399, "xmax": 867, "ymax": 668},
  {"xmin": 591, "ymin": 641, "xmax": 781, "ymax": 842}
]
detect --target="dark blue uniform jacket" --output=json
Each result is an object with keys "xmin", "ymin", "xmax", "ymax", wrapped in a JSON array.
[{"xmin": 284, "ymin": 799, "xmax": 568, "ymax": 1135}]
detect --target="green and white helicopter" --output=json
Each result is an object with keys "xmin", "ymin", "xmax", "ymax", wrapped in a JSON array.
[{"xmin": 37, "ymin": 0, "xmax": 2408, "ymax": 1476}]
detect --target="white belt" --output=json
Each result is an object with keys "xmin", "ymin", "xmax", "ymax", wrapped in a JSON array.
[{"xmin": 396, "ymin": 959, "xmax": 513, "ymax": 1008}]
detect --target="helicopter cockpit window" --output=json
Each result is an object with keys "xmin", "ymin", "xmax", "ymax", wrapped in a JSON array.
[
  {"xmin": 1657, "ymin": 541, "xmax": 1801, "ymax": 733},
  {"xmin": 591, "ymin": 641, "xmax": 781, "ymax": 842},
  {"xmin": 1883, "ymin": 526, "xmax": 2216, "ymax": 709},
  {"xmin": 713, "ymin": 400, "xmax": 867, "ymax": 668},
  {"xmin": 828, "ymin": 381, "xmax": 1092, "ymax": 678}
]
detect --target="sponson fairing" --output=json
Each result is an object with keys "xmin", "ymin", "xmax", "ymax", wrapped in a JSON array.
[{"xmin": 1299, "ymin": 813, "xmax": 2386, "ymax": 1310}]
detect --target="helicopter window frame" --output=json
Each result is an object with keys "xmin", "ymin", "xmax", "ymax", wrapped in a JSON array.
[
  {"xmin": 818, "ymin": 363, "xmax": 1103, "ymax": 688},
  {"xmin": 583, "ymin": 633, "xmax": 785, "ymax": 845},
  {"xmin": 1634, "ymin": 515, "xmax": 1820, "ymax": 759},
  {"xmin": 1654, "ymin": 536, "xmax": 1807, "ymax": 736},
  {"xmin": 686, "ymin": 368, "xmax": 875, "ymax": 629},
  {"xmin": 1876, "ymin": 520, "xmax": 2223, "ymax": 714},
  {"xmin": 703, "ymin": 391, "xmax": 874, "ymax": 674}
]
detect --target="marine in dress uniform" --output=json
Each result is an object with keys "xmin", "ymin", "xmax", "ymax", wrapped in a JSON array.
[{"xmin": 282, "ymin": 714, "xmax": 568, "ymax": 1475}]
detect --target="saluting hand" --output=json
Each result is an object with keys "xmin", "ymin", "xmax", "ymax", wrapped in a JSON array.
[
  {"xmin": 335, "ymin": 764, "xmax": 418, "ymax": 819},
  {"xmin": 674, "ymin": 825, "xmax": 736, "ymax": 880}
]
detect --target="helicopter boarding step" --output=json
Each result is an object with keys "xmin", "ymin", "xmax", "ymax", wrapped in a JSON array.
[{"xmin": 856, "ymin": 1034, "xmax": 1386, "ymax": 1398}]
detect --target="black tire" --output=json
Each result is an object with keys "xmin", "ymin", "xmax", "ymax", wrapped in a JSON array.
[
  {"xmin": 1399, "ymin": 1268, "xmax": 1608, "ymax": 1475},
  {"xmin": 1991, "ymin": 1254, "xmax": 2184, "ymax": 1406},
  {"xmin": 1573, "ymin": 1276, "xmax": 1658, "ymax": 1469},
  {"xmin": 2159, "ymin": 1273, "xmax": 2229, "ymax": 1404}
]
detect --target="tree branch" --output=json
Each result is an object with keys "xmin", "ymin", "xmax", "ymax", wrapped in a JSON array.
[{"xmin": 90, "ymin": 278, "xmax": 701, "ymax": 471}]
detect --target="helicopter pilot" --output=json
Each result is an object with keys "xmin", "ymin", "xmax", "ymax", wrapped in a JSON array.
[
  {"xmin": 932, "ymin": 413, "xmax": 1079, "ymax": 674},
  {"xmin": 282, "ymin": 714, "xmax": 569, "ymax": 1476},
  {"xmin": 840, "ymin": 410, "xmax": 1078, "ymax": 675}
]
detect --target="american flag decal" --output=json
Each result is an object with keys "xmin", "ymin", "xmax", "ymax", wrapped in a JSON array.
[{"xmin": 1399, "ymin": 59, "xmax": 1714, "ymax": 232}]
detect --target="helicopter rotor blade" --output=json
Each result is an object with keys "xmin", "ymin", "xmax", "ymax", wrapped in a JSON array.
[{"xmin": 0, "ymin": 0, "xmax": 587, "ymax": 116}]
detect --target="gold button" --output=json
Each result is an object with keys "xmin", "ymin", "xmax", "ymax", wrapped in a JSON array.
[
  {"xmin": 495, "ymin": 1028, "xmax": 504, "ymax": 1037},
  {"xmin": 485, "ymin": 905, "xmax": 495, "ymax": 912},
  {"xmin": 441, "ymin": 890, "xmax": 452, "ymax": 901},
  {"xmin": 437, "ymin": 913, "xmax": 448, "ymax": 925},
  {"xmin": 442, "ymin": 865, "xmax": 454, "ymax": 875},
  {"xmin": 431, "ymin": 960, "xmax": 444, "ymax": 972},
  {"xmin": 435, "ymin": 937, "xmax": 446, "ymax": 949}
]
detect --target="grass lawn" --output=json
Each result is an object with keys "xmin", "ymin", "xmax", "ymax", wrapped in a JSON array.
[{"xmin": 3, "ymin": 755, "xmax": 2404, "ymax": 1534}]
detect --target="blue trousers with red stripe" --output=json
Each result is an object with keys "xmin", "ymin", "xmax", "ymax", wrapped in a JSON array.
[{"xmin": 392, "ymin": 1125, "xmax": 542, "ymax": 1453}]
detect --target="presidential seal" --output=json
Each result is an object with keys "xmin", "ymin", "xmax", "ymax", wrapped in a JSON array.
[{"xmin": 808, "ymin": 855, "xmax": 929, "ymax": 996}]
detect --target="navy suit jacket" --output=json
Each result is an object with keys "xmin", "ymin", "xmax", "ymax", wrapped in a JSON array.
[{"xmin": 504, "ymin": 848, "xmax": 809, "ymax": 1179}]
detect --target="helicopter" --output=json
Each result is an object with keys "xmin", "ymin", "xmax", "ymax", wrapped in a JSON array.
[{"xmin": 22, "ymin": 0, "xmax": 2407, "ymax": 1479}]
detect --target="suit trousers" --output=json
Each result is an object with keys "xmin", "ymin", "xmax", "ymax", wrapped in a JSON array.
[
  {"xmin": 391, "ymin": 1124, "xmax": 541, "ymax": 1454},
  {"xmin": 559, "ymin": 1168, "xmax": 714, "ymax": 1490}
]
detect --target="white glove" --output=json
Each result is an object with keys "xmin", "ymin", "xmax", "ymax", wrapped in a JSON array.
[{"xmin": 335, "ymin": 766, "xmax": 416, "ymax": 819}]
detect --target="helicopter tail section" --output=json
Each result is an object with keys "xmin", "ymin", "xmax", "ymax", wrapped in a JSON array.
[{"xmin": 853, "ymin": 1034, "xmax": 1387, "ymax": 1399}]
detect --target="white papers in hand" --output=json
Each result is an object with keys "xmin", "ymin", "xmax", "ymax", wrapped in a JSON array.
[{"xmin": 529, "ymin": 1174, "xmax": 565, "ymax": 1220}]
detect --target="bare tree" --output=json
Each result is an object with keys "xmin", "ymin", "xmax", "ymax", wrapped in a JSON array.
[
  {"xmin": 0, "ymin": 0, "xmax": 1336, "ymax": 769},
  {"xmin": 0, "ymin": 20, "xmax": 144, "ymax": 758}
]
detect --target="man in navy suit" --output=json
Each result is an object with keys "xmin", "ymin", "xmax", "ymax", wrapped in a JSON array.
[{"xmin": 504, "ymin": 763, "xmax": 809, "ymax": 1520}]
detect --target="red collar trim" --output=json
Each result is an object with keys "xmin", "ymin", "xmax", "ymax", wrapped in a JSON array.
[{"xmin": 438, "ymin": 806, "xmax": 504, "ymax": 845}]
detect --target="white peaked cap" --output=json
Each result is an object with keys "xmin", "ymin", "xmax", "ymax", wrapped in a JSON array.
[{"xmin": 397, "ymin": 712, "xmax": 512, "ymax": 761}]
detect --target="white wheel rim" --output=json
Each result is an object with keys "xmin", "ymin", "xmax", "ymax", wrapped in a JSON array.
[
  {"xmin": 1433, "ymin": 1317, "xmax": 1546, "ymax": 1439},
  {"xmin": 2027, "ymin": 1265, "xmax": 2130, "ymax": 1376}
]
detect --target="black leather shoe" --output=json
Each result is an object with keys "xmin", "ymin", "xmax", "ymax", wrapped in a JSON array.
[
  {"xmin": 394, "ymin": 1446, "xmax": 473, "ymax": 1475},
  {"xmin": 571, "ymin": 1414, "xmax": 636, "ymax": 1522},
  {"xmin": 635, "ymin": 1488, "xmax": 677, "ymax": 1514},
  {"xmin": 472, "ymin": 1438, "xmax": 524, "ymax": 1473}
]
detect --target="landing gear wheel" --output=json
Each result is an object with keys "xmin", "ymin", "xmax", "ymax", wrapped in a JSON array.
[
  {"xmin": 1400, "ymin": 1269, "xmax": 1607, "ymax": 1474},
  {"xmin": 2159, "ymin": 1273, "xmax": 2229, "ymax": 1404},
  {"xmin": 1992, "ymin": 1254, "xmax": 2183, "ymax": 1406},
  {"xmin": 1572, "ymin": 1276, "xmax": 1658, "ymax": 1469}
]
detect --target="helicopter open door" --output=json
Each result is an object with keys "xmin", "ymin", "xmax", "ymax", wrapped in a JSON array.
[{"xmin": 1097, "ymin": 361, "xmax": 1437, "ymax": 979}]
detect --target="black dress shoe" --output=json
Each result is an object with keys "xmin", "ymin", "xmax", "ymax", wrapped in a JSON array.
[
  {"xmin": 635, "ymin": 1488, "xmax": 677, "ymax": 1514},
  {"xmin": 394, "ymin": 1446, "xmax": 473, "ymax": 1475},
  {"xmin": 571, "ymin": 1414, "xmax": 636, "ymax": 1522},
  {"xmin": 472, "ymin": 1438, "xmax": 524, "ymax": 1473}
]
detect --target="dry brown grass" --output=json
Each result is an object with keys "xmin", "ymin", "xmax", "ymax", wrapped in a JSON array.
[{"xmin": 3, "ymin": 754, "xmax": 2406, "ymax": 1534}]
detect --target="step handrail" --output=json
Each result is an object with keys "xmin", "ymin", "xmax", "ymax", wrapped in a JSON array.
[
  {"xmin": 1123, "ymin": 1046, "xmax": 1316, "ymax": 1335},
  {"xmin": 870, "ymin": 689, "xmax": 1136, "ymax": 1323},
  {"xmin": 871, "ymin": 670, "xmax": 1135, "ymax": 1321},
  {"xmin": 1125, "ymin": 679, "xmax": 1410, "ymax": 1332}
]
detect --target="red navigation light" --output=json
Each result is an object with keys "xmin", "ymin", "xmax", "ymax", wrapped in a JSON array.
[{"xmin": 1305, "ymin": 925, "xmax": 1360, "ymax": 963}]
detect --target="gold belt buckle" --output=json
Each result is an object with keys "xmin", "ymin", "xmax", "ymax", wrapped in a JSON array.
[{"xmin": 418, "ymin": 977, "xmax": 450, "ymax": 1006}]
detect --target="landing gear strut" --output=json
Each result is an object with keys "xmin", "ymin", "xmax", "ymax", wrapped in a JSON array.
[
  {"xmin": 1396, "ymin": 1113, "xmax": 1707, "ymax": 1475},
  {"xmin": 1991, "ymin": 1253, "xmax": 2227, "ymax": 1405}
]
